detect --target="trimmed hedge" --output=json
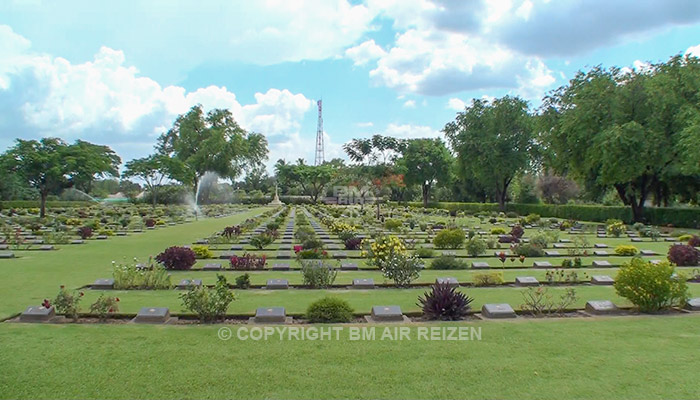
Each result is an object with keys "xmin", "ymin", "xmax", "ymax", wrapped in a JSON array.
[{"xmin": 395, "ymin": 201, "xmax": 700, "ymax": 228}]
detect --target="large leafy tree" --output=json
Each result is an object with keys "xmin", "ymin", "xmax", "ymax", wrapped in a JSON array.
[
  {"xmin": 275, "ymin": 160, "xmax": 337, "ymax": 203},
  {"xmin": 157, "ymin": 105, "xmax": 268, "ymax": 200},
  {"xmin": 398, "ymin": 138, "xmax": 452, "ymax": 207},
  {"xmin": 444, "ymin": 96, "xmax": 535, "ymax": 210},
  {"xmin": 64, "ymin": 140, "xmax": 121, "ymax": 194},
  {"xmin": 123, "ymin": 154, "xmax": 169, "ymax": 208},
  {"xmin": 541, "ymin": 55, "xmax": 700, "ymax": 221}
]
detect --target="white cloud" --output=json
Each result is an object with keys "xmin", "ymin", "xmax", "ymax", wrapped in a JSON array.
[
  {"xmin": 356, "ymin": 121, "xmax": 374, "ymax": 127},
  {"xmin": 345, "ymin": 39, "xmax": 386, "ymax": 66},
  {"xmin": 447, "ymin": 98, "xmax": 466, "ymax": 110},
  {"xmin": 403, "ymin": 99, "xmax": 416, "ymax": 108},
  {"xmin": 0, "ymin": 25, "xmax": 315, "ymax": 170},
  {"xmin": 384, "ymin": 123, "xmax": 442, "ymax": 139},
  {"xmin": 685, "ymin": 43, "xmax": 700, "ymax": 57}
]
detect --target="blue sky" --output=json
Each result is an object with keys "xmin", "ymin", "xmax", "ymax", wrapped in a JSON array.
[{"xmin": 1, "ymin": 0, "xmax": 700, "ymax": 171}]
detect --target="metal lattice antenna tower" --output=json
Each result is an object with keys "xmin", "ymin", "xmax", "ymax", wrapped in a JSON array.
[{"xmin": 314, "ymin": 99, "xmax": 324, "ymax": 166}]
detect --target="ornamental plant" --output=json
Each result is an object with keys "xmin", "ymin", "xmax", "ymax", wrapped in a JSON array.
[
  {"xmin": 433, "ymin": 228, "xmax": 465, "ymax": 249},
  {"xmin": 688, "ymin": 235, "xmax": 700, "ymax": 247},
  {"xmin": 306, "ymin": 296, "xmax": 354, "ymax": 323},
  {"xmin": 229, "ymin": 253, "xmax": 266, "ymax": 270},
  {"xmin": 53, "ymin": 285, "xmax": 84, "ymax": 321},
  {"xmin": 606, "ymin": 221, "xmax": 626, "ymax": 237},
  {"xmin": 89, "ymin": 294, "xmax": 120, "ymax": 322},
  {"xmin": 179, "ymin": 275, "xmax": 236, "ymax": 323},
  {"xmin": 614, "ymin": 258, "xmax": 688, "ymax": 312},
  {"xmin": 362, "ymin": 235, "xmax": 406, "ymax": 266},
  {"xmin": 614, "ymin": 245, "xmax": 639, "ymax": 256},
  {"xmin": 156, "ymin": 246, "xmax": 196, "ymax": 270},
  {"xmin": 465, "ymin": 237, "xmax": 487, "ymax": 256},
  {"xmin": 418, "ymin": 282, "xmax": 473, "ymax": 321},
  {"xmin": 221, "ymin": 225, "xmax": 241, "ymax": 239},
  {"xmin": 249, "ymin": 233, "xmax": 274, "ymax": 249},
  {"xmin": 344, "ymin": 237, "xmax": 362, "ymax": 250},
  {"xmin": 296, "ymin": 248, "xmax": 330, "ymax": 260},
  {"xmin": 667, "ymin": 244, "xmax": 700, "ymax": 266},
  {"xmin": 191, "ymin": 245, "xmax": 214, "ymax": 259},
  {"xmin": 378, "ymin": 253, "xmax": 423, "ymax": 287},
  {"xmin": 77, "ymin": 226, "xmax": 93, "ymax": 239},
  {"xmin": 300, "ymin": 260, "xmax": 337, "ymax": 288},
  {"xmin": 510, "ymin": 225, "xmax": 525, "ymax": 239}
]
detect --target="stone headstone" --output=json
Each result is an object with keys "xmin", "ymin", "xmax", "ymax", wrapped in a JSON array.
[
  {"xmin": 594, "ymin": 243, "xmax": 608, "ymax": 248},
  {"xmin": 553, "ymin": 243, "xmax": 566, "ymax": 249},
  {"xmin": 442, "ymin": 251, "xmax": 457, "ymax": 256},
  {"xmin": 203, "ymin": 263, "xmax": 222, "ymax": 271},
  {"xmin": 333, "ymin": 252, "xmax": 348, "ymax": 259},
  {"xmin": 471, "ymin": 261, "xmax": 490, "ymax": 269},
  {"xmin": 0, "ymin": 244, "xmax": 8, "ymax": 250},
  {"xmin": 96, "ymin": 235, "xmax": 108, "ymax": 240},
  {"xmin": 195, "ymin": 239, "xmax": 209, "ymax": 245},
  {"xmin": 515, "ymin": 276, "xmax": 539, "ymax": 286},
  {"xmin": 19, "ymin": 305, "xmax": 55, "ymax": 322},
  {"xmin": 559, "ymin": 239, "xmax": 571, "ymax": 243},
  {"xmin": 533, "ymin": 261, "xmax": 552, "ymax": 267},
  {"xmin": 230, "ymin": 245, "xmax": 244, "ymax": 251},
  {"xmin": 436, "ymin": 277, "xmax": 459, "ymax": 288},
  {"xmin": 370, "ymin": 305, "xmax": 405, "ymax": 322},
  {"xmin": 630, "ymin": 238, "xmax": 642, "ymax": 242},
  {"xmin": 592, "ymin": 260, "xmax": 612, "ymax": 267},
  {"xmin": 593, "ymin": 250, "xmax": 609, "ymax": 256},
  {"xmin": 276, "ymin": 252, "xmax": 292, "ymax": 259},
  {"xmin": 585, "ymin": 300, "xmax": 618, "ymax": 315},
  {"xmin": 219, "ymin": 252, "xmax": 235, "ymax": 260},
  {"xmin": 352, "ymin": 278, "xmax": 375, "ymax": 289},
  {"xmin": 133, "ymin": 307, "xmax": 171, "ymax": 324},
  {"xmin": 481, "ymin": 303, "xmax": 516, "ymax": 319},
  {"xmin": 685, "ymin": 298, "xmax": 700, "ymax": 311},
  {"xmin": 0, "ymin": 252, "xmax": 15, "ymax": 259},
  {"xmin": 253, "ymin": 307, "xmax": 287, "ymax": 323},
  {"xmin": 597, "ymin": 234, "xmax": 607, "ymax": 238},
  {"xmin": 176, "ymin": 279, "xmax": 203, "ymax": 289},
  {"xmin": 640, "ymin": 250, "xmax": 657, "ymax": 256},
  {"xmin": 92, "ymin": 278, "xmax": 114, "ymax": 290},
  {"xmin": 649, "ymin": 259, "xmax": 662, "ymax": 265},
  {"xmin": 591, "ymin": 275, "xmax": 614, "ymax": 285},
  {"xmin": 39, "ymin": 245, "xmax": 54, "ymax": 251},
  {"xmin": 266, "ymin": 279, "xmax": 289, "ymax": 289},
  {"xmin": 271, "ymin": 263, "xmax": 290, "ymax": 271},
  {"xmin": 544, "ymin": 251, "xmax": 561, "ymax": 256},
  {"xmin": 70, "ymin": 240, "xmax": 84, "ymax": 245},
  {"xmin": 341, "ymin": 263, "xmax": 358, "ymax": 270}
]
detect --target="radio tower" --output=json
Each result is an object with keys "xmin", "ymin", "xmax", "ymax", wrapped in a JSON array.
[{"xmin": 314, "ymin": 99, "xmax": 324, "ymax": 166}]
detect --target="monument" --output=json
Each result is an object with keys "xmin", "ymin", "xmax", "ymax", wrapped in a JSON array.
[{"xmin": 268, "ymin": 185, "xmax": 283, "ymax": 206}]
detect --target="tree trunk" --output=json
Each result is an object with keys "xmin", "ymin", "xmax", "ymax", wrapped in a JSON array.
[
  {"xmin": 40, "ymin": 189, "xmax": 47, "ymax": 219},
  {"xmin": 152, "ymin": 187, "xmax": 157, "ymax": 209},
  {"xmin": 422, "ymin": 183, "xmax": 430, "ymax": 207}
]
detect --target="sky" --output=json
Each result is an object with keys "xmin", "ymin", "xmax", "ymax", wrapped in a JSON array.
[{"xmin": 1, "ymin": 0, "xmax": 700, "ymax": 172}]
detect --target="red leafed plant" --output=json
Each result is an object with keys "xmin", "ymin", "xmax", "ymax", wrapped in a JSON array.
[
  {"xmin": 230, "ymin": 253, "xmax": 267, "ymax": 270},
  {"xmin": 156, "ymin": 246, "xmax": 196, "ymax": 270}
]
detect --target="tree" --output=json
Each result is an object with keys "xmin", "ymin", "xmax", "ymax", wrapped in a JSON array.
[
  {"xmin": 157, "ymin": 105, "xmax": 268, "ymax": 200},
  {"xmin": 398, "ymin": 138, "xmax": 452, "ymax": 207},
  {"xmin": 444, "ymin": 96, "xmax": 535, "ymax": 210},
  {"xmin": 275, "ymin": 160, "xmax": 337, "ymax": 203},
  {"xmin": 123, "ymin": 155, "xmax": 169, "ymax": 208},
  {"xmin": 2, "ymin": 138, "xmax": 72, "ymax": 217},
  {"xmin": 64, "ymin": 140, "xmax": 121, "ymax": 194},
  {"xmin": 536, "ymin": 173, "xmax": 580, "ymax": 204}
]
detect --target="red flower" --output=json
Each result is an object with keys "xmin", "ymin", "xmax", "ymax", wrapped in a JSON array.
[
  {"xmin": 115, "ymin": 297, "xmax": 120, "ymax": 302},
  {"xmin": 79, "ymin": 292, "xmax": 84, "ymax": 296},
  {"xmin": 293, "ymin": 245, "xmax": 302, "ymax": 253},
  {"xmin": 60, "ymin": 285, "xmax": 65, "ymax": 289},
  {"xmin": 108, "ymin": 308, "xmax": 114, "ymax": 312},
  {"xmin": 519, "ymin": 255, "xmax": 526, "ymax": 263},
  {"xmin": 498, "ymin": 252, "xmax": 506, "ymax": 263},
  {"xmin": 42, "ymin": 299, "xmax": 51, "ymax": 308}
]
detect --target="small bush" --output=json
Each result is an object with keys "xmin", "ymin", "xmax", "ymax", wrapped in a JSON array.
[
  {"xmin": 433, "ymin": 228, "xmax": 465, "ymax": 249},
  {"xmin": 667, "ymin": 244, "xmax": 700, "ymax": 266},
  {"xmin": 300, "ymin": 260, "xmax": 337, "ymax": 288},
  {"xmin": 473, "ymin": 272, "xmax": 504, "ymax": 286},
  {"xmin": 632, "ymin": 222, "xmax": 646, "ymax": 231},
  {"xmin": 53, "ymin": 285, "xmax": 84, "ymax": 321},
  {"xmin": 235, "ymin": 273, "xmax": 251, "ymax": 289},
  {"xmin": 378, "ymin": 253, "xmax": 423, "ymax": 287},
  {"xmin": 688, "ymin": 235, "xmax": 700, "ymax": 247},
  {"xmin": 414, "ymin": 247, "xmax": 436, "ymax": 258},
  {"xmin": 529, "ymin": 232, "xmax": 550, "ymax": 249},
  {"xmin": 344, "ymin": 237, "xmax": 362, "ymax": 250},
  {"xmin": 384, "ymin": 219, "xmax": 403, "ymax": 231},
  {"xmin": 520, "ymin": 286, "xmax": 578, "ymax": 317},
  {"xmin": 510, "ymin": 225, "xmax": 525, "ymax": 238},
  {"xmin": 490, "ymin": 227, "xmax": 507, "ymax": 235},
  {"xmin": 465, "ymin": 237, "xmax": 487, "ymax": 256},
  {"xmin": 417, "ymin": 282, "xmax": 473, "ymax": 321},
  {"xmin": 221, "ymin": 225, "xmax": 241, "ymax": 239},
  {"xmin": 306, "ymin": 296, "xmax": 354, "ymax": 323},
  {"xmin": 89, "ymin": 294, "xmax": 119, "ymax": 321},
  {"xmin": 678, "ymin": 234, "xmax": 693, "ymax": 242},
  {"xmin": 606, "ymin": 221, "xmax": 626, "ymax": 237},
  {"xmin": 614, "ymin": 258, "xmax": 688, "ymax": 312},
  {"xmin": 302, "ymin": 238, "xmax": 324, "ymax": 250},
  {"xmin": 614, "ymin": 245, "xmax": 639, "ymax": 256},
  {"xmin": 294, "ymin": 226, "xmax": 316, "ymax": 242},
  {"xmin": 179, "ymin": 275, "xmax": 235, "ymax": 322},
  {"xmin": 514, "ymin": 243, "xmax": 544, "ymax": 257},
  {"xmin": 230, "ymin": 253, "xmax": 267, "ymax": 270},
  {"xmin": 430, "ymin": 256, "xmax": 468, "ymax": 270},
  {"xmin": 156, "ymin": 246, "xmax": 196, "ymax": 270},
  {"xmin": 77, "ymin": 226, "xmax": 93, "ymax": 239},
  {"xmin": 191, "ymin": 245, "xmax": 214, "ymax": 259},
  {"xmin": 250, "ymin": 233, "xmax": 274, "ymax": 249},
  {"xmin": 296, "ymin": 248, "xmax": 330, "ymax": 260},
  {"xmin": 525, "ymin": 213, "xmax": 541, "ymax": 224}
]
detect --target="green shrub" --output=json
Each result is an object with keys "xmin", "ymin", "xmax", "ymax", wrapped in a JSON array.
[
  {"xmin": 473, "ymin": 272, "xmax": 504, "ymax": 286},
  {"xmin": 529, "ymin": 232, "xmax": 550, "ymax": 249},
  {"xmin": 294, "ymin": 226, "xmax": 316, "ymax": 242},
  {"xmin": 89, "ymin": 294, "xmax": 119, "ymax": 322},
  {"xmin": 465, "ymin": 237, "xmax": 487, "ymax": 256},
  {"xmin": 524, "ymin": 213, "xmax": 540, "ymax": 224},
  {"xmin": 235, "ymin": 273, "xmax": 251, "ymax": 289},
  {"xmin": 614, "ymin": 258, "xmax": 688, "ymax": 312},
  {"xmin": 414, "ymin": 247, "xmax": 435, "ymax": 258},
  {"xmin": 179, "ymin": 275, "xmax": 235, "ymax": 322},
  {"xmin": 614, "ymin": 245, "xmax": 639, "ymax": 256},
  {"xmin": 678, "ymin": 234, "xmax": 693, "ymax": 242},
  {"xmin": 302, "ymin": 238, "xmax": 324, "ymax": 250},
  {"xmin": 250, "ymin": 233, "xmax": 274, "ymax": 249},
  {"xmin": 306, "ymin": 296, "xmax": 354, "ymax": 323},
  {"xmin": 300, "ymin": 260, "xmax": 337, "ymax": 288},
  {"xmin": 384, "ymin": 219, "xmax": 403, "ymax": 231},
  {"xmin": 433, "ymin": 228, "xmax": 465, "ymax": 249},
  {"xmin": 53, "ymin": 286, "xmax": 83, "ymax": 321},
  {"xmin": 606, "ymin": 221, "xmax": 626, "ymax": 237},
  {"xmin": 191, "ymin": 245, "xmax": 214, "ymax": 259},
  {"xmin": 430, "ymin": 256, "xmax": 468, "ymax": 270},
  {"xmin": 490, "ymin": 227, "xmax": 507, "ymax": 235},
  {"xmin": 378, "ymin": 253, "xmax": 423, "ymax": 287},
  {"xmin": 514, "ymin": 243, "xmax": 544, "ymax": 257}
]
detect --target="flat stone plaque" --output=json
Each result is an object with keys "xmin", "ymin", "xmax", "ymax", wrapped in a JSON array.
[
  {"xmin": 591, "ymin": 275, "xmax": 614, "ymax": 285},
  {"xmin": 219, "ymin": 252, "xmax": 235, "ymax": 259},
  {"xmin": 39, "ymin": 245, "xmax": 54, "ymax": 251},
  {"xmin": 341, "ymin": 263, "xmax": 358, "ymax": 270},
  {"xmin": 594, "ymin": 243, "xmax": 608, "ymax": 248},
  {"xmin": 133, "ymin": 307, "xmax": 170, "ymax": 324},
  {"xmin": 544, "ymin": 251, "xmax": 561, "ymax": 256},
  {"xmin": 266, "ymin": 279, "xmax": 289, "ymax": 289},
  {"xmin": 203, "ymin": 263, "xmax": 222, "ymax": 271},
  {"xmin": 481, "ymin": 303, "xmax": 516, "ymax": 319},
  {"xmin": 515, "ymin": 276, "xmax": 539, "ymax": 286},
  {"xmin": 559, "ymin": 239, "xmax": 571, "ymax": 243},
  {"xmin": 276, "ymin": 252, "xmax": 292, "ymax": 259},
  {"xmin": 370, "ymin": 305, "xmax": 404, "ymax": 322},
  {"xmin": 442, "ymin": 251, "xmax": 457, "ymax": 256},
  {"xmin": 92, "ymin": 278, "xmax": 114, "ymax": 289},
  {"xmin": 685, "ymin": 298, "xmax": 700, "ymax": 311},
  {"xmin": 254, "ymin": 307, "xmax": 287, "ymax": 323},
  {"xmin": 0, "ymin": 244, "xmax": 8, "ymax": 250},
  {"xmin": 640, "ymin": 250, "xmax": 657, "ymax": 256},
  {"xmin": 631, "ymin": 238, "xmax": 642, "ymax": 242},
  {"xmin": 70, "ymin": 240, "xmax": 84, "ymax": 245},
  {"xmin": 19, "ymin": 306, "xmax": 55, "ymax": 322},
  {"xmin": 271, "ymin": 263, "xmax": 290, "ymax": 271},
  {"xmin": 176, "ymin": 279, "xmax": 202, "ymax": 289},
  {"xmin": 592, "ymin": 260, "xmax": 612, "ymax": 267},
  {"xmin": 533, "ymin": 261, "xmax": 552, "ymax": 267},
  {"xmin": 352, "ymin": 278, "xmax": 375, "ymax": 289},
  {"xmin": 436, "ymin": 277, "xmax": 459, "ymax": 288},
  {"xmin": 593, "ymin": 250, "xmax": 609, "ymax": 256},
  {"xmin": 471, "ymin": 261, "xmax": 490, "ymax": 269},
  {"xmin": 230, "ymin": 245, "xmax": 244, "ymax": 251},
  {"xmin": 585, "ymin": 300, "xmax": 617, "ymax": 315},
  {"xmin": 0, "ymin": 252, "xmax": 15, "ymax": 259},
  {"xmin": 333, "ymin": 252, "xmax": 347, "ymax": 259},
  {"xmin": 553, "ymin": 243, "xmax": 566, "ymax": 249}
]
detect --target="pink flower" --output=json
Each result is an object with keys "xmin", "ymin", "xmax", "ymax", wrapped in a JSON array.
[{"xmin": 293, "ymin": 245, "xmax": 302, "ymax": 253}]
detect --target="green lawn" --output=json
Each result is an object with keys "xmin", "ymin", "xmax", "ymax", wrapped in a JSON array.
[{"xmin": 1, "ymin": 315, "xmax": 699, "ymax": 399}]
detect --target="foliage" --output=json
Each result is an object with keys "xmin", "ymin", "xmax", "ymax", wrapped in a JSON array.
[
  {"xmin": 77, "ymin": 226, "xmax": 93, "ymax": 239},
  {"xmin": 414, "ymin": 247, "xmax": 436, "ymax": 258},
  {"xmin": 529, "ymin": 232, "xmax": 550, "ymax": 249},
  {"xmin": 432, "ymin": 228, "xmax": 465, "ymax": 249},
  {"xmin": 230, "ymin": 253, "xmax": 266, "ymax": 270},
  {"xmin": 302, "ymin": 238, "xmax": 324, "ymax": 250},
  {"xmin": 667, "ymin": 244, "xmax": 700, "ymax": 266},
  {"xmin": 300, "ymin": 260, "xmax": 338, "ymax": 288},
  {"xmin": 688, "ymin": 235, "xmax": 700, "ymax": 247},
  {"xmin": 112, "ymin": 258, "xmax": 172, "ymax": 289},
  {"xmin": 89, "ymin": 294, "xmax": 120, "ymax": 322},
  {"xmin": 296, "ymin": 248, "xmax": 330, "ymax": 260},
  {"xmin": 384, "ymin": 219, "xmax": 403, "ymax": 231},
  {"xmin": 123, "ymin": 155, "xmax": 168, "ymax": 207},
  {"xmin": 520, "ymin": 287, "xmax": 578, "ymax": 317},
  {"xmin": 417, "ymin": 282, "xmax": 473, "ymax": 321},
  {"xmin": 473, "ymin": 272, "xmax": 504, "ymax": 286},
  {"xmin": 179, "ymin": 275, "xmax": 236, "ymax": 323},
  {"xmin": 514, "ymin": 243, "xmax": 544, "ymax": 257},
  {"xmin": 362, "ymin": 235, "xmax": 406, "ymax": 266},
  {"xmin": 53, "ymin": 286, "xmax": 84, "ymax": 321},
  {"xmin": 614, "ymin": 245, "xmax": 639, "ymax": 256},
  {"xmin": 510, "ymin": 224, "xmax": 525, "ymax": 238},
  {"xmin": 294, "ymin": 226, "xmax": 316, "ymax": 242},
  {"xmin": 607, "ymin": 221, "xmax": 626, "ymax": 237},
  {"xmin": 464, "ymin": 237, "xmax": 487, "ymax": 256},
  {"xmin": 545, "ymin": 269, "xmax": 586, "ymax": 283},
  {"xmin": 275, "ymin": 161, "xmax": 337, "ymax": 203},
  {"xmin": 344, "ymin": 237, "xmax": 362, "ymax": 250},
  {"xmin": 377, "ymin": 253, "xmax": 423, "ymax": 287},
  {"xmin": 614, "ymin": 258, "xmax": 688, "ymax": 312},
  {"xmin": 430, "ymin": 256, "xmax": 468, "ymax": 270},
  {"xmin": 221, "ymin": 225, "xmax": 242, "ymax": 239},
  {"xmin": 490, "ymin": 227, "xmax": 507, "ymax": 235},
  {"xmin": 249, "ymin": 233, "xmax": 274, "ymax": 249},
  {"xmin": 399, "ymin": 138, "xmax": 453, "ymax": 207},
  {"xmin": 306, "ymin": 296, "xmax": 354, "ymax": 323},
  {"xmin": 191, "ymin": 245, "xmax": 214, "ymax": 259},
  {"xmin": 235, "ymin": 273, "xmax": 251, "ymax": 289},
  {"xmin": 156, "ymin": 246, "xmax": 196, "ymax": 270}
]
